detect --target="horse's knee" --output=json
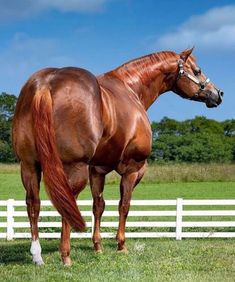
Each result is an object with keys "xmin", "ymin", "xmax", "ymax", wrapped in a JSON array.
[
  {"xmin": 26, "ymin": 195, "xmax": 40, "ymax": 205},
  {"xmin": 119, "ymin": 201, "xmax": 130, "ymax": 217},
  {"xmin": 93, "ymin": 196, "xmax": 105, "ymax": 214}
]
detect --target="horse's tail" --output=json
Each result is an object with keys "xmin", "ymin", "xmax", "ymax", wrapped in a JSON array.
[{"xmin": 32, "ymin": 87, "xmax": 85, "ymax": 231}]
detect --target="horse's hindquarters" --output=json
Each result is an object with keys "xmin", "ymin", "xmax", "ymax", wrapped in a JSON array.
[{"xmin": 51, "ymin": 76, "xmax": 103, "ymax": 163}]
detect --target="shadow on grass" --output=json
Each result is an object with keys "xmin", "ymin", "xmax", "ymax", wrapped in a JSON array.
[
  {"xmin": 0, "ymin": 238, "xmax": 122, "ymax": 265},
  {"xmin": 103, "ymin": 240, "xmax": 118, "ymax": 250},
  {"xmin": 71, "ymin": 237, "xmax": 118, "ymax": 252},
  {"xmin": 0, "ymin": 240, "xmax": 59, "ymax": 265},
  {"xmin": 70, "ymin": 239, "xmax": 94, "ymax": 253}
]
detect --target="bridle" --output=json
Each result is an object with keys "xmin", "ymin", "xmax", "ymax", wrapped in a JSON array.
[{"xmin": 177, "ymin": 59, "xmax": 211, "ymax": 99}]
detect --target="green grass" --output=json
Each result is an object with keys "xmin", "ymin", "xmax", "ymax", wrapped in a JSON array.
[
  {"xmin": 0, "ymin": 239, "xmax": 235, "ymax": 282},
  {"xmin": 1, "ymin": 164, "xmax": 235, "ymax": 281}
]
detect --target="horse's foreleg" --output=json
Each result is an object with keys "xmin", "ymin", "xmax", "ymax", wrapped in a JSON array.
[
  {"xmin": 89, "ymin": 166, "xmax": 106, "ymax": 253},
  {"xmin": 116, "ymin": 162, "xmax": 146, "ymax": 252},
  {"xmin": 21, "ymin": 162, "xmax": 43, "ymax": 265},
  {"xmin": 60, "ymin": 163, "xmax": 88, "ymax": 266}
]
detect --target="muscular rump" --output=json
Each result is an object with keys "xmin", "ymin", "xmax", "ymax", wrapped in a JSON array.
[{"xmin": 13, "ymin": 67, "xmax": 104, "ymax": 164}]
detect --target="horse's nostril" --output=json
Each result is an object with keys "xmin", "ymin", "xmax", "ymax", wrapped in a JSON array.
[{"xmin": 217, "ymin": 89, "xmax": 224, "ymax": 97}]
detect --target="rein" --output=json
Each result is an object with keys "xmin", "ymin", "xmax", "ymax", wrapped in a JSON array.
[{"xmin": 177, "ymin": 59, "xmax": 210, "ymax": 98}]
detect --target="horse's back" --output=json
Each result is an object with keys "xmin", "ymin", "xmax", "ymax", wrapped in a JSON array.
[{"xmin": 13, "ymin": 67, "xmax": 103, "ymax": 164}]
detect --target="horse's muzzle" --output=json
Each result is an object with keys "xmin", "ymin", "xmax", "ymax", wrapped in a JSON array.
[{"xmin": 206, "ymin": 89, "xmax": 223, "ymax": 108}]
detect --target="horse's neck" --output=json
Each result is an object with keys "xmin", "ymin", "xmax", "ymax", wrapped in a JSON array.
[{"xmin": 108, "ymin": 52, "xmax": 178, "ymax": 109}]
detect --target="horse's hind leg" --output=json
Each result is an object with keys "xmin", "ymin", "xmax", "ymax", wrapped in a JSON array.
[
  {"xmin": 89, "ymin": 166, "xmax": 106, "ymax": 253},
  {"xmin": 21, "ymin": 161, "xmax": 43, "ymax": 265},
  {"xmin": 60, "ymin": 163, "xmax": 88, "ymax": 266},
  {"xmin": 116, "ymin": 161, "xmax": 146, "ymax": 252}
]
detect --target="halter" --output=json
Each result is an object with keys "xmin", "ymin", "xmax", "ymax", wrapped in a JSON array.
[{"xmin": 177, "ymin": 59, "xmax": 210, "ymax": 98}]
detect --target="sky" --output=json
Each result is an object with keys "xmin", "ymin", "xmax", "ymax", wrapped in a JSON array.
[{"xmin": 0, "ymin": 0, "xmax": 234, "ymax": 122}]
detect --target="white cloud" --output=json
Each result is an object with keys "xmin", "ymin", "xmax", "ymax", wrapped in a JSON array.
[
  {"xmin": 155, "ymin": 5, "xmax": 235, "ymax": 51},
  {"xmin": 0, "ymin": 0, "xmax": 110, "ymax": 21}
]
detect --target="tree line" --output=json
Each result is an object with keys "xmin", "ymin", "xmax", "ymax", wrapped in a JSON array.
[
  {"xmin": 0, "ymin": 92, "xmax": 234, "ymax": 163},
  {"xmin": 0, "ymin": 92, "xmax": 17, "ymax": 162},
  {"xmin": 150, "ymin": 116, "xmax": 235, "ymax": 163}
]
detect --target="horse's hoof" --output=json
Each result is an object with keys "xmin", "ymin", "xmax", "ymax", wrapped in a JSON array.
[
  {"xmin": 34, "ymin": 259, "xmax": 44, "ymax": 266},
  {"xmin": 94, "ymin": 243, "xmax": 103, "ymax": 253},
  {"xmin": 33, "ymin": 255, "xmax": 44, "ymax": 266},
  {"xmin": 62, "ymin": 257, "xmax": 72, "ymax": 267},
  {"xmin": 94, "ymin": 249, "xmax": 103, "ymax": 254},
  {"xmin": 117, "ymin": 246, "xmax": 128, "ymax": 254}
]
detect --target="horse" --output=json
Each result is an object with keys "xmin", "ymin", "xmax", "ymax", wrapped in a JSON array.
[{"xmin": 12, "ymin": 48, "xmax": 223, "ymax": 265}]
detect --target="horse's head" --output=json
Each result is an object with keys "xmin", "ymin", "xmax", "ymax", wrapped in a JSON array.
[{"xmin": 172, "ymin": 48, "xmax": 223, "ymax": 108}]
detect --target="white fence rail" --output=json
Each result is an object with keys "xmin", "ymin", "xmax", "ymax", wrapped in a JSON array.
[{"xmin": 1, "ymin": 199, "xmax": 235, "ymax": 240}]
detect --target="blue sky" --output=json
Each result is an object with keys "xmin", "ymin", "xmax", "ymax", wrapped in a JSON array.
[{"xmin": 0, "ymin": 0, "xmax": 234, "ymax": 122}]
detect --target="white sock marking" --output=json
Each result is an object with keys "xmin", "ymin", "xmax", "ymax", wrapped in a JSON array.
[{"xmin": 30, "ymin": 239, "xmax": 44, "ymax": 265}]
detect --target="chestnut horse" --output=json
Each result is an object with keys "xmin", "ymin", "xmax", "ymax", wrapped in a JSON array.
[{"xmin": 12, "ymin": 48, "xmax": 223, "ymax": 265}]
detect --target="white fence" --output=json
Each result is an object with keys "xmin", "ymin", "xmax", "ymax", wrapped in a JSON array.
[{"xmin": 1, "ymin": 199, "xmax": 235, "ymax": 240}]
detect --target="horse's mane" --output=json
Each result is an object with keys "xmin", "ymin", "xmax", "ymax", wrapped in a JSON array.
[{"xmin": 107, "ymin": 51, "xmax": 177, "ymax": 85}]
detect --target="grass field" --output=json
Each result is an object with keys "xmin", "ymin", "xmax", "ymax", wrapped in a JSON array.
[
  {"xmin": 1, "ymin": 163, "xmax": 235, "ymax": 200},
  {"xmin": 0, "ymin": 163, "xmax": 235, "ymax": 281},
  {"xmin": 1, "ymin": 163, "xmax": 235, "ymax": 183},
  {"xmin": 1, "ymin": 238, "xmax": 235, "ymax": 282}
]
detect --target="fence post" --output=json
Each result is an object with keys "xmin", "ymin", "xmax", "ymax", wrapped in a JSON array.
[
  {"xmin": 176, "ymin": 198, "xmax": 183, "ymax": 240},
  {"xmin": 7, "ymin": 199, "xmax": 14, "ymax": 240}
]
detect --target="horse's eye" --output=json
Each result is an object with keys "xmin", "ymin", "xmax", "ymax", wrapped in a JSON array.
[{"xmin": 194, "ymin": 68, "xmax": 201, "ymax": 76}]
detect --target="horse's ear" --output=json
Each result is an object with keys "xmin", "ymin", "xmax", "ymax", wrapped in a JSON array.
[{"xmin": 180, "ymin": 47, "xmax": 194, "ymax": 62}]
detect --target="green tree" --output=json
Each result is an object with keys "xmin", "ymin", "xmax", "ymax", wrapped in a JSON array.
[
  {"xmin": 150, "ymin": 116, "xmax": 235, "ymax": 163},
  {"xmin": 223, "ymin": 119, "xmax": 235, "ymax": 136},
  {"xmin": 0, "ymin": 92, "xmax": 17, "ymax": 120},
  {"xmin": 0, "ymin": 92, "xmax": 17, "ymax": 162}
]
